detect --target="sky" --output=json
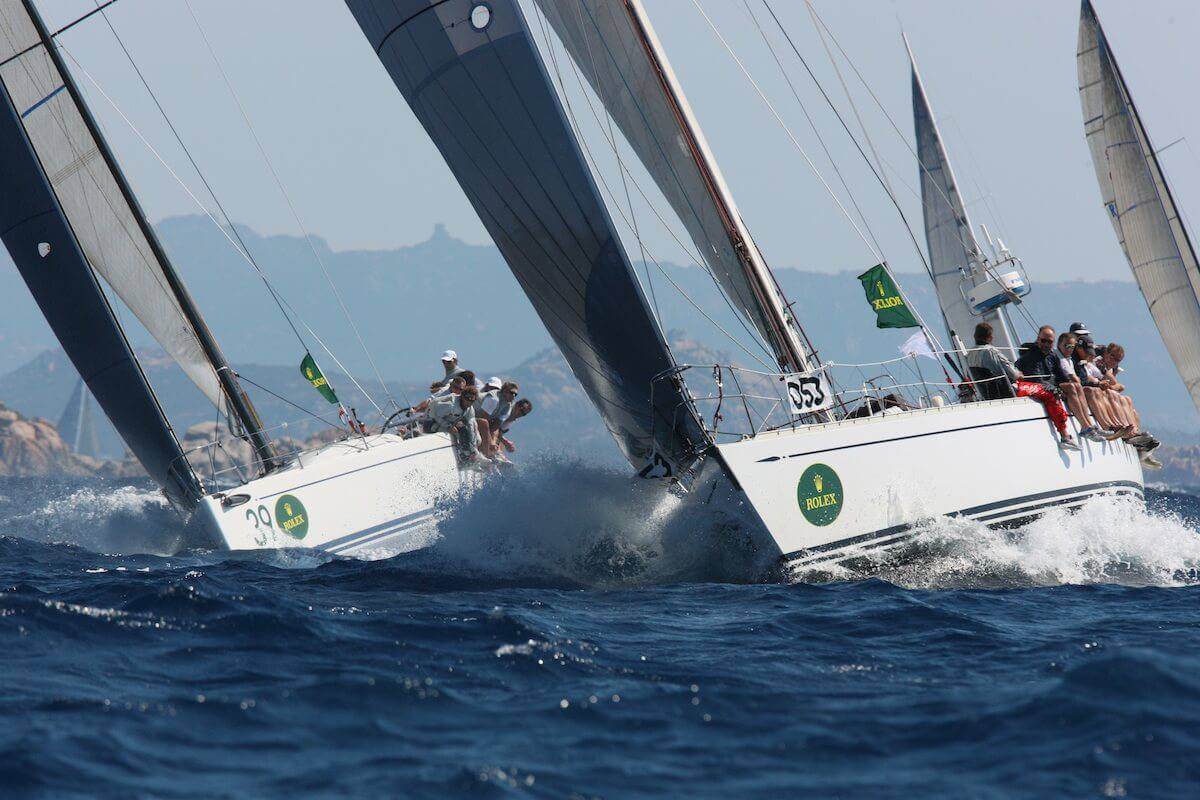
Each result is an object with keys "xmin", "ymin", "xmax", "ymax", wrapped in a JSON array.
[{"xmin": 37, "ymin": 0, "xmax": 1200, "ymax": 283}]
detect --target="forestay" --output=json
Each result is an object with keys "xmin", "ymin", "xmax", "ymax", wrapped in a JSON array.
[
  {"xmin": 908, "ymin": 41, "xmax": 1011, "ymax": 354},
  {"xmin": 0, "ymin": 0, "xmax": 222, "ymax": 409},
  {"xmin": 343, "ymin": 0, "xmax": 708, "ymax": 473},
  {"xmin": 528, "ymin": 0, "xmax": 800, "ymax": 369},
  {"xmin": 1077, "ymin": 0, "xmax": 1200, "ymax": 411}
]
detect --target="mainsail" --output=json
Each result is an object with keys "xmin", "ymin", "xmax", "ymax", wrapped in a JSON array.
[
  {"xmin": 528, "ymin": 0, "xmax": 810, "ymax": 372},
  {"xmin": 1077, "ymin": 0, "xmax": 1200, "ymax": 411},
  {"xmin": 343, "ymin": 0, "xmax": 707, "ymax": 471},
  {"xmin": 907, "ymin": 38, "xmax": 1012, "ymax": 354}
]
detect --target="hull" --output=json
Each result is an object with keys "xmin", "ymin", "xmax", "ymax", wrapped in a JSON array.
[
  {"xmin": 714, "ymin": 398, "xmax": 1144, "ymax": 571},
  {"xmin": 194, "ymin": 433, "xmax": 462, "ymax": 557}
]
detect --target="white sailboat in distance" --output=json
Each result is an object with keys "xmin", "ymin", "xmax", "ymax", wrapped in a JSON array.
[{"xmin": 343, "ymin": 0, "xmax": 1144, "ymax": 573}]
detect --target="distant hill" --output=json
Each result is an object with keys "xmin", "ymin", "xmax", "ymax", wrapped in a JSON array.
[{"xmin": 0, "ymin": 214, "xmax": 1194, "ymax": 457}]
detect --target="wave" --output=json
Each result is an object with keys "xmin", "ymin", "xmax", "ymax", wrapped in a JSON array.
[
  {"xmin": 0, "ymin": 478, "xmax": 186, "ymax": 556},
  {"xmin": 4, "ymin": 464, "xmax": 1199, "ymax": 592},
  {"xmin": 791, "ymin": 492, "xmax": 1200, "ymax": 589},
  {"xmin": 414, "ymin": 455, "xmax": 768, "ymax": 588}
]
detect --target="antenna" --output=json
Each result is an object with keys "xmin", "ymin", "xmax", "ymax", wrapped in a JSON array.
[{"xmin": 979, "ymin": 223, "xmax": 1000, "ymax": 261}]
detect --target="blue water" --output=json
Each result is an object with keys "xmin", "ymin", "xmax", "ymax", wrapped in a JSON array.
[{"xmin": 3, "ymin": 465, "xmax": 1200, "ymax": 798}]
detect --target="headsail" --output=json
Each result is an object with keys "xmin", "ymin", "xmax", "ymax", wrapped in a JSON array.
[
  {"xmin": 343, "ymin": 0, "xmax": 707, "ymax": 472},
  {"xmin": 0, "ymin": 1, "xmax": 223, "ymax": 409},
  {"xmin": 1077, "ymin": 0, "xmax": 1200, "ymax": 411},
  {"xmin": 528, "ymin": 0, "xmax": 811, "ymax": 373},
  {"xmin": 907, "ymin": 38, "xmax": 1012, "ymax": 354},
  {"xmin": 0, "ymin": 64, "xmax": 200, "ymax": 504}
]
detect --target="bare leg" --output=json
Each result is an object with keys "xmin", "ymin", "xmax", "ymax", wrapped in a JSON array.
[
  {"xmin": 1083, "ymin": 387, "xmax": 1117, "ymax": 428},
  {"xmin": 1060, "ymin": 384, "xmax": 1092, "ymax": 429}
]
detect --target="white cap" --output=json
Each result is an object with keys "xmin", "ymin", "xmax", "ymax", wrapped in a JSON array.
[
  {"xmin": 484, "ymin": 376, "xmax": 503, "ymax": 389},
  {"xmin": 441, "ymin": 349, "xmax": 457, "ymax": 362}
]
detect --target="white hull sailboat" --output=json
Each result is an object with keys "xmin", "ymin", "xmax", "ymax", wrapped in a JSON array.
[
  {"xmin": 705, "ymin": 398, "xmax": 1141, "ymax": 572},
  {"xmin": 342, "ymin": 0, "xmax": 1145, "ymax": 574},
  {"xmin": 0, "ymin": 0, "xmax": 468, "ymax": 557},
  {"xmin": 193, "ymin": 433, "xmax": 460, "ymax": 557}
]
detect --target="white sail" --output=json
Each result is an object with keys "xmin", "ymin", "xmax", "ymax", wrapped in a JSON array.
[
  {"xmin": 530, "ymin": 0, "xmax": 808, "ymax": 371},
  {"xmin": 907, "ymin": 39, "xmax": 1011, "ymax": 353},
  {"xmin": 1078, "ymin": 1, "xmax": 1200, "ymax": 410},
  {"xmin": 0, "ymin": 4, "xmax": 222, "ymax": 408}
]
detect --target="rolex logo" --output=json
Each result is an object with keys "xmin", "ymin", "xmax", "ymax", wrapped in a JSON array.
[{"xmin": 798, "ymin": 464, "xmax": 843, "ymax": 527}]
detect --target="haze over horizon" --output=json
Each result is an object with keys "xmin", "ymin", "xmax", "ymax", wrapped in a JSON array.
[{"xmin": 25, "ymin": 0, "xmax": 1199, "ymax": 283}]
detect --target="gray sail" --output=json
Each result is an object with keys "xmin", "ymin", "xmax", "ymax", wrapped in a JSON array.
[
  {"xmin": 908, "ymin": 43, "xmax": 1011, "ymax": 353},
  {"xmin": 0, "ymin": 0, "xmax": 222, "ymax": 408},
  {"xmin": 526, "ymin": 0, "xmax": 793, "ymax": 365},
  {"xmin": 0, "ymin": 67, "xmax": 200, "ymax": 504},
  {"xmin": 1078, "ymin": 0, "xmax": 1200, "ymax": 411},
  {"xmin": 343, "ymin": 0, "xmax": 707, "ymax": 472},
  {"xmin": 57, "ymin": 379, "xmax": 103, "ymax": 458}
]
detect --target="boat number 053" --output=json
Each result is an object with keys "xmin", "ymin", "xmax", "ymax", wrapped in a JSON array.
[
  {"xmin": 246, "ymin": 505, "xmax": 273, "ymax": 546},
  {"xmin": 785, "ymin": 371, "xmax": 834, "ymax": 416}
]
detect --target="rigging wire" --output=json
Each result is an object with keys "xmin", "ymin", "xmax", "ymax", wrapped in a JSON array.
[
  {"xmin": 180, "ymin": 0, "xmax": 401, "ymax": 411},
  {"xmin": 739, "ymin": 0, "xmax": 885, "ymax": 261},
  {"xmin": 688, "ymin": 0, "xmax": 946, "ymax": 352},
  {"xmin": 532, "ymin": 1, "xmax": 780, "ymax": 366},
  {"xmin": 91, "ymin": 3, "xmax": 309, "ymax": 359},
  {"xmin": 758, "ymin": 1, "xmax": 1027, "ymax": 351},
  {"xmin": 796, "ymin": 3, "xmax": 990, "ymax": 265},
  {"xmin": 60, "ymin": 45, "xmax": 387, "ymax": 418},
  {"xmin": 530, "ymin": 6, "xmax": 777, "ymax": 371}
]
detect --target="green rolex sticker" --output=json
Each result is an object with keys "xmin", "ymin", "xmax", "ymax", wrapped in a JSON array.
[
  {"xmin": 274, "ymin": 494, "xmax": 309, "ymax": 539},
  {"xmin": 797, "ymin": 463, "xmax": 843, "ymax": 526}
]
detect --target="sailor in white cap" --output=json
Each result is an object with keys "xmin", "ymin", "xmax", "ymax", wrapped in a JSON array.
[{"xmin": 436, "ymin": 349, "xmax": 466, "ymax": 388}]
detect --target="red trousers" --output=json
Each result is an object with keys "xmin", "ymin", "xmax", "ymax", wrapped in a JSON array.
[{"xmin": 1016, "ymin": 381, "xmax": 1067, "ymax": 434}]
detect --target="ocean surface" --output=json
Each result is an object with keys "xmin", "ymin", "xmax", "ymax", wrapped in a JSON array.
[{"xmin": 2, "ymin": 462, "xmax": 1200, "ymax": 798}]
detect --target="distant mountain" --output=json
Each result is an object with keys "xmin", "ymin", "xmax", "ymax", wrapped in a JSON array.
[{"xmin": 0, "ymin": 214, "xmax": 1194, "ymax": 457}]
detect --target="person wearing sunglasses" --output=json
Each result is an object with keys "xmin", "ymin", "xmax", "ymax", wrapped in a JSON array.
[{"xmin": 1014, "ymin": 325, "xmax": 1083, "ymax": 451}]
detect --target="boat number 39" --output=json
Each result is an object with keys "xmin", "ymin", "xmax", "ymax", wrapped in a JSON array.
[
  {"xmin": 245, "ymin": 505, "xmax": 274, "ymax": 546},
  {"xmin": 244, "ymin": 494, "xmax": 310, "ymax": 544}
]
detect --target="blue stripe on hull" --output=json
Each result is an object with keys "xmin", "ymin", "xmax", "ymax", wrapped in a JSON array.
[
  {"xmin": 321, "ymin": 509, "xmax": 437, "ymax": 555},
  {"xmin": 782, "ymin": 481, "xmax": 1143, "ymax": 569}
]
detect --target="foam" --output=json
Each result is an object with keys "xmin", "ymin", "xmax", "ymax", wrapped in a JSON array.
[
  {"xmin": 421, "ymin": 455, "xmax": 764, "ymax": 587},
  {"xmin": 790, "ymin": 494, "xmax": 1200, "ymax": 589}
]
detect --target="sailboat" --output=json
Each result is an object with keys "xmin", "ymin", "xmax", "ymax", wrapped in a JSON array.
[
  {"xmin": 0, "ymin": 0, "xmax": 463, "ymax": 556},
  {"xmin": 57, "ymin": 378, "xmax": 102, "ymax": 459},
  {"xmin": 1077, "ymin": 0, "xmax": 1200, "ymax": 415},
  {"xmin": 343, "ymin": 0, "xmax": 1143, "ymax": 571}
]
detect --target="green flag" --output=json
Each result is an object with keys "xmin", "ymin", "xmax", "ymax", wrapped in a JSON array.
[
  {"xmin": 857, "ymin": 263, "xmax": 919, "ymax": 329},
  {"xmin": 300, "ymin": 352, "xmax": 338, "ymax": 404}
]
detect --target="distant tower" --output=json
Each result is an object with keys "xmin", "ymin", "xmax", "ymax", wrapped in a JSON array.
[{"xmin": 57, "ymin": 378, "xmax": 103, "ymax": 458}]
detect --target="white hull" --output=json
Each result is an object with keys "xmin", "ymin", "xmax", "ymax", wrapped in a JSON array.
[
  {"xmin": 713, "ymin": 398, "xmax": 1144, "ymax": 571},
  {"xmin": 193, "ymin": 433, "xmax": 463, "ymax": 557}
]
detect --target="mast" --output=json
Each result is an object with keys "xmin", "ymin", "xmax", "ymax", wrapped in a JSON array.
[
  {"xmin": 22, "ymin": 0, "xmax": 277, "ymax": 472},
  {"xmin": 622, "ymin": 0, "xmax": 812, "ymax": 375}
]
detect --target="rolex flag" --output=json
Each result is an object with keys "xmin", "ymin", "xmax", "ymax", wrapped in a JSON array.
[
  {"xmin": 300, "ymin": 353, "xmax": 338, "ymax": 404},
  {"xmin": 858, "ymin": 263, "xmax": 919, "ymax": 329}
]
